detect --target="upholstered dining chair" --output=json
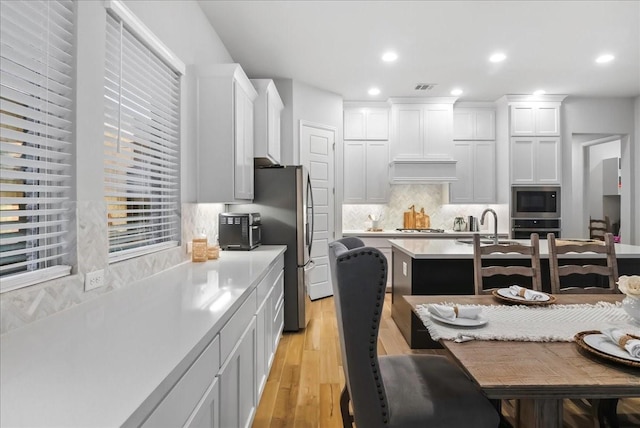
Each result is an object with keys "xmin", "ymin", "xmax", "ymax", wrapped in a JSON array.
[
  {"xmin": 547, "ymin": 232, "xmax": 619, "ymax": 294},
  {"xmin": 328, "ymin": 237, "xmax": 500, "ymax": 428},
  {"xmin": 472, "ymin": 233, "xmax": 542, "ymax": 295}
]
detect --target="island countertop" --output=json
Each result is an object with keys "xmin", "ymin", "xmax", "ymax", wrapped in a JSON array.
[
  {"xmin": 343, "ymin": 229, "xmax": 509, "ymax": 239},
  {"xmin": 390, "ymin": 238, "xmax": 640, "ymax": 259}
]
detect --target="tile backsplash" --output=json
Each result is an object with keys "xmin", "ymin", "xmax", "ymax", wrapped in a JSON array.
[
  {"xmin": 342, "ymin": 184, "xmax": 508, "ymax": 233},
  {"xmin": 0, "ymin": 202, "xmax": 225, "ymax": 335}
]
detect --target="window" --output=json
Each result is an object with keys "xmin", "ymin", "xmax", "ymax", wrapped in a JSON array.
[
  {"xmin": 104, "ymin": 1, "xmax": 184, "ymax": 262},
  {"xmin": 0, "ymin": 0, "xmax": 75, "ymax": 292}
]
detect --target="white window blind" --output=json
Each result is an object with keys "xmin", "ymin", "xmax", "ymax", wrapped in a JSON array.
[
  {"xmin": 0, "ymin": 0, "xmax": 74, "ymax": 292},
  {"xmin": 104, "ymin": 6, "xmax": 182, "ymax": 263}
]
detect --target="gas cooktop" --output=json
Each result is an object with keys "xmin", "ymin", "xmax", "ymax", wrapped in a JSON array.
[{"xmin": 395, "ymin": 228, "xmax": 445, "ymax": 233}]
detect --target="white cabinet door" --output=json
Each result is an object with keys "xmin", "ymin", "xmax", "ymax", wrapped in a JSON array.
[
  {"xmin": 366, "ymin": 109, "xmax": 389, "ymax": 140},
  {"xmin": 219, "ymin": 317, "xmax": 256, "ymax": 428},
  {"xmin": 343, "ymin": 141, "xmax": 366, "ymax": 203},
  {"xmin": 473, "ymin": 141, "xmax": 496, "ymax": 202},
  {"xmin": 535, "ymin": 137, "xmax": 560, "ymax": 183},
  {"xmin": 184, "ymin": 378, "xmax": 220, "ymax": 428},
  {"xmin": 255, "ymin": 286, "xmax": 273, "ymax": 398},
  {"xmin": 474, "ymin": 110, "xmax": 496, "ymax": 140},
  {"xmin": 450, "ymin": 142, "xmax": 473, "ymax": 203},
  {"xmin": 423, "ymin": 105, "xmax": 453, "ymax": 158},
  {"xmin": 365, "ymin": 141, "xmax": 390, "ymax": 203},
  {"xmin": 252, "ymin": 79, "xmax": 283, "ymax": 164},
  {"xmin": 392, "ymin": 105, "xmax": 423, "ymax": 158},
  {"xmin": 453, "ymin": 110, "xmax": 474, "ymax": 140},
  {"xmin": 234, "ymin": 85, "xmax": 254, "ymax": 200},
  {"xmin": 511, "ymin": 137, "xmax": 536, "ymax": 183},
  {"xmin": 344, "ymin": 110, "xmax": 366, "ymax": 140},
  {"xmin": 511, "ymin": 106, "xmax": 536, "ymax": 136},
  {"xmin": 535, "ymin": 106, "xmax": 560, "ymax": 135},
  {"xmin": 266, "ymin": 85, "xmax": 283, "ymax": 163}
]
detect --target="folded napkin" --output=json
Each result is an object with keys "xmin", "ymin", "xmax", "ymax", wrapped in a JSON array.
[
  {"xmin": 427, "ymin": 304, "xmax": 482, "ymax": 320},
  {"xmin": 508, "ymin": 285, "xmax": 546, "ymax": 301},
  {"xmin": 601, "ymin": 327, "xmax": 640, "ymax": 358}
]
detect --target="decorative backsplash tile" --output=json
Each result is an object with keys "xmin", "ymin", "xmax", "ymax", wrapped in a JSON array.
[
  {"xmin": 342, "ymin": 184, "xmax": 508, "ymax": 233},
  {"xmin": 1, "ymin": 202, "xmax": 225, "ymax": 335}
]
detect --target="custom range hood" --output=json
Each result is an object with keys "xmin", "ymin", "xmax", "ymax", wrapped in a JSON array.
[
  {"xmin": 389, "ymin": 158, "xmax": 457, "ymax": 183},
  {"xmin": 388, "ymin": 97, "xmax": 458, "ymax": 183}
]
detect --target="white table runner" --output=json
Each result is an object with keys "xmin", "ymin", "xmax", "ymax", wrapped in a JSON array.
[{"xmin": 415, "ymin": 302, "xmax": 640, "ymax": 342}]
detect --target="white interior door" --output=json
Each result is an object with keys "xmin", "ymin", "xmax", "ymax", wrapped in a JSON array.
[{"xmin": 300, "ymin": 121, "xmax": 335, "ymax": 300}]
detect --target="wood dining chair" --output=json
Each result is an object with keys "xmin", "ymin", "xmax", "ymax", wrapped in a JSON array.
[
  {"xmin": 546, "ymin": 232, "xmax": 621, "ymax": 427},
  {"xmin": 329, "ymin": 237, "xmax": 500, "ymax": 428},
  {"xmin": 472, "ymin": 233, "xmax": 542, "ymax": 295},
  {"xmin": 547, "ymin": 232, "xmax": 619, "ymax": 294},
  {"xmin": 588, "ymin": 216, "xmax": 611, "ymax": 241}
]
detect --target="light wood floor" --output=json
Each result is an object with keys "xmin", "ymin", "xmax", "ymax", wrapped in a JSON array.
[{"xmin": 253, "ymin": 295, "xmax": 640, "ymax": 428}]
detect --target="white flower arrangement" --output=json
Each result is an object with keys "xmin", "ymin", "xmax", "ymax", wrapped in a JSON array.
[{"xmin": 617, "ymin": 275, "xmax": 640, "ymax": 298}]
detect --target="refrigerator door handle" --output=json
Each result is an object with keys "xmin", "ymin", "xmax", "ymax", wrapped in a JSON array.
[{"xmin": 306, "ymin": 173, "xmax": 315, "ymax": 257}]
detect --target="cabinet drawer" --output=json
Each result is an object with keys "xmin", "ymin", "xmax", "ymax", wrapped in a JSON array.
[
  {"xmin": 220, "ymin": 289, "xmax": 257, "ymax": 365},
  {"xmin": 142, "ymin": 335, "xmax": 220, "ymax": 428},
  {"xmin": 256, "ymin": 257, "xmax": 284, "ymax": 307}
]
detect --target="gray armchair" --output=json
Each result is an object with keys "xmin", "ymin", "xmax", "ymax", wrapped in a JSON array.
[{"xmin": 329, "ymin": 237, "xmax": 499, "ymax": 428}]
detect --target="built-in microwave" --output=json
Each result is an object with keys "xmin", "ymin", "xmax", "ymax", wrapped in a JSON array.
[{"xmin": 511, "ymin": 186, "xmax": 561, "ymax": 219}]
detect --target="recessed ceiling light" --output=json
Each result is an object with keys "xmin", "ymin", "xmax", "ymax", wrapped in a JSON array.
[
  {"xmin": 489, "ymin": 52, "xmax": 507, "ymax": 63},
  {"xmin": 450, "ymin": 88, "xmax": 463, "ymax": 96},
  {"xmin": 382, "ymin": 51, "xmax": 398, "ymax": 62},
  {"xmin": 368, "ymin": 87, "xmax": 381, "ymax": 96},
  {"xmin": 596, "ymin": 54, "xmax": 615, "ymax": 64},
  {"xmin": 533, "ymin": 89, "xmax": 546, "ymax": 96}
]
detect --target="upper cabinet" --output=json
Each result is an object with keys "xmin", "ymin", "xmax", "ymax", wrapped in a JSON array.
[
  {"xmin": 343, "ymin": 106, "xmax": 389, "ymax": 140},
  {"xmin": 511, "ymin": 136, "xmax": 561, "ymax": 184},
  {"xmin": 343, "ymin": 140, "xmax": 389, "ymax": 204},
  {"xmin": 391, "ymin": 102, "xmax": 454, "ymax": 159},
  {"xmin": 453, "ymin": 108, "xmax": 495, "ymax": 140},
  {"xmin": 194, "ymin": 64, "xmax": 257, "ymax": 203},
  {"xmin": 252, "ymin": 79, "xmax": 284, "ymax": 165},
  {"xmin": 510, "ymin": 103, "xmax": 560, "ymax": 136}
]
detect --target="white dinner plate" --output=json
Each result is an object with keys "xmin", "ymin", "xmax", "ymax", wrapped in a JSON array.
[
  {"xmin": 429, "ymin": 313, "xmax": 488, "ymax": 327},
  {"xmin": 496, "ymin": 288, "xmax": 551, "ymax": 302},
  {"xmin": 582, "ymin": 333, "xmax": 640, "ymax": 363}
]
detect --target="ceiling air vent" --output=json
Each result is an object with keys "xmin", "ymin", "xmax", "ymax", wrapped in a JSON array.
[{"xmin": 414, "ymin": 83, "xmax": 437, "ymax": 91}]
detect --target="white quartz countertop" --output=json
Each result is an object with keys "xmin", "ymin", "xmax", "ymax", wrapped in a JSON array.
[
  {"xmin": 0, "ymin": 246, "xmax": 286, "ymax": 428},
  {"xmin": 342, "ymin": 229, "xmax": 509, "ymax": 238},
  {"xmin": 390, "ymin": 238, "xmax": 640, "ymax": 259}
]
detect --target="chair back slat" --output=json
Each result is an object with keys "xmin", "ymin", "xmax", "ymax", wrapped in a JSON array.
[
  {"xmin": 473, "ymin": 233, "xmax": 542, "ymax": 295},
  {"xmin": 547, "ymin": 233, "xmax": 618, "ymax": 294}
]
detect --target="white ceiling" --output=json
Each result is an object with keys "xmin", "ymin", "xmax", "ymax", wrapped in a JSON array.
[{"xmin": 198, "ymin": 1, "xmax": 640, "ymax": 102}]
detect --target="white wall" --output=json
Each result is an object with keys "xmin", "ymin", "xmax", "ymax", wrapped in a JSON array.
[
  {"xmin": 562, "ymin": 97, "xmax": 637, "ymax": 243},
  {"xmin": 635, "ymin": 96, "xmax": 640, "ymax": 244}
]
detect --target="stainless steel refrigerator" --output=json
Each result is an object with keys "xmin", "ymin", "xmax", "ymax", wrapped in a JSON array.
[{"xmin": 233, "ymin": 165, "xmax": 314, "ymax": 331}]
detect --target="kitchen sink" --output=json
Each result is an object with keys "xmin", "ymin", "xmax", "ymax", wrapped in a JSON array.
[{"xmin": 456, "ymin": 238, "xmax": 519, "ymax": 245}]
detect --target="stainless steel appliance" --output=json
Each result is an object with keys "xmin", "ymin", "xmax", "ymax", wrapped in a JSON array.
[
  {"xmin": 232, "ymin": 165, "xmax": 314, "ymax": 331},
  {"xmin": 511, "ymin": 218, "xmax": 561, "ymax": 239},
  {"xmin": 511, "ymin": 186, "xmax": 561, "ymax": 218},
  {"xmin": 511, "ymin": 186, "xmax": 561, "ymax": 238},
  {"xmin": 218, "ymin": 213, "xmax": 261, "ymax": 250}
]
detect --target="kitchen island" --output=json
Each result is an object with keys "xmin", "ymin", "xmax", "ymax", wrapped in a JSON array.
[{"xmin": 389, "ymin": 238, "xmax": 640, "ymax": 348}]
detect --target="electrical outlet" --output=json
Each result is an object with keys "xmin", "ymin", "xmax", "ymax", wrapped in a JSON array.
[
  {"xmin": 402, "ymin": 261, "xmax": 407, "ymax": 276},
  {"xmin": 85, "ymin": 269, "xmax": 105, "ymax": 291},
  {"xmin": 186, "ymin": 242, "xmax": 193, "ymax": 254}
]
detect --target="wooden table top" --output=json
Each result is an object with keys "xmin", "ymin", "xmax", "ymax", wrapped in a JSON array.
[{"xmin": 405, "ymin": 294, "xmax": 640, "ymax": 399}]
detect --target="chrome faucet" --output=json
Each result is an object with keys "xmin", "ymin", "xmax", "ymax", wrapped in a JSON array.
[{"xmin": 480, "ymin": 208, "xmax": 498, "ymax": 244}]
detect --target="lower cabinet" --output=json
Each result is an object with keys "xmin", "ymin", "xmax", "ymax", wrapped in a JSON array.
[
  {"xmin": 360, "ymin": 237, "xmax": 392, "ymax": 289},
  {"xmin": 140, "ymin": 255, "xmax": 284, "ymax": 428},
  {"xmin": 184, "ymin": 377, "xmax": 220, "ymax": 428},
  {"xmin": 219, "ymin": 317, "xmax": 257, "ymax": 428}
]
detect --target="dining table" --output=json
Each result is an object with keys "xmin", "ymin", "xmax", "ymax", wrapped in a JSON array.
[{"xmin": 405, "ymin": 294, "xmax": 640, "ymax": 428}]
